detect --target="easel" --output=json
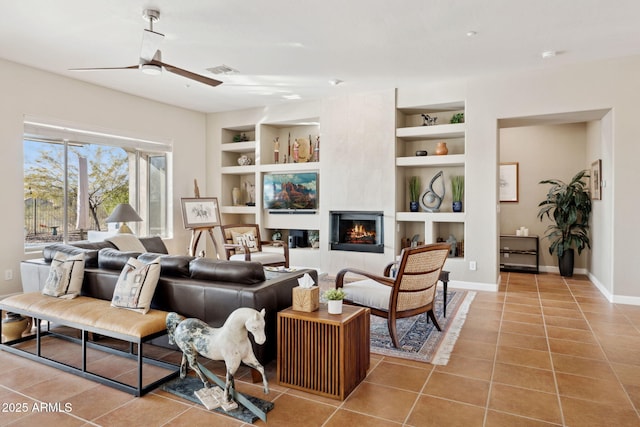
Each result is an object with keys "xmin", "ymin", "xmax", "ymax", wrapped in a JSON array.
[
  {"xmin": 186, "ymin": 180, "xmax": 220, "ymax": 258},
  {"xmin": 188, "ymin": 227, "xmax": 218, "ymax": 257}
]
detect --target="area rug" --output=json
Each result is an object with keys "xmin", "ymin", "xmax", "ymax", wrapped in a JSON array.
[
  {"xmin": 319, "ymin": 276, "xmax": 475, "ymax": 365},
  {"xmin": 161, "ymin": 376, "xmax": 274, "ymax": 423}
]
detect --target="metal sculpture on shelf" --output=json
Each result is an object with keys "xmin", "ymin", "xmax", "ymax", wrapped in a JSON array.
[
  {"xmin": 421, "ymin": 114, "xmax": 438, "ymax": 126},
  {"xmin": 419, "ymin": 170, "xmax": 445, "ymax": 212},
  {"xmin": 167, "ymin": 308, "xmax": 269, "ymax": 412}
]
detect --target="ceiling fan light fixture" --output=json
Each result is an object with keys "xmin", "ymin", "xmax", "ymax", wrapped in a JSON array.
[{"xmin": 141, "ymin": 63, "xmax": 162, "ymax": 75}]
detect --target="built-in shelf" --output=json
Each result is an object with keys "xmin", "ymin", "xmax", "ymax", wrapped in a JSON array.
[
  {"xmin": 220, "ymin": 141, "xmax": 257, "ymax": 153},
  {"xmin": 396, "ymin": 154, "xmax": 465, "ymax": 167},
  {"xmin": 396, "ymin": 123, "xmax": 465, "ymax": 140},
  {"xmin": 220, "ymin": 165, "xmax": 256, "ymax": 175},
  {"xmin": 260, "ymin": 162, "xmax": 320, "ymax": 173},
  {"xmin": 396, "ymin": 212, "xmax": 465, "ymax": 222},
  {"xmin": 220, "ymin": 205, "xmax": 257, "ymax": 215}
]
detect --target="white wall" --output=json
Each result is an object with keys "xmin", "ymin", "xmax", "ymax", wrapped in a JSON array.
[{"xmin": 0, "ymin": 58, "xmax": 206, "ymax": 296}]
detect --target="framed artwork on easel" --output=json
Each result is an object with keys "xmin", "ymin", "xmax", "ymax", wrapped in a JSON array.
[{"xmin": 181, "ymin": 197, "xmax": 221, "ymax": 229}]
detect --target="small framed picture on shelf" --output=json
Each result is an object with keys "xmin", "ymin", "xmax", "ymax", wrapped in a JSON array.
[
  {"xmin": 181, "ymin": 197, "xmax": 221, "ymax": 229},
  {"xmin": 591, "ymin": 159, "xmax": 602, "ymax": 200},
  {"xmin": 499, "ymin": 162, "xmax": 519, "ymax": 202}
]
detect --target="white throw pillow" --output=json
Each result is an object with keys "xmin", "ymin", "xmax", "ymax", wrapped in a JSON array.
[
  {"xmin": 42, "ymin": 252, "xmax": 85, "ymax": 299},
  {"xmin": 105, "ymin": 234, "xmax": 147, "ymax": 252},
  {"xmin": 111, "ymin": 256, "xmax": 161, "ymax": 314},
  {"xmin": 231, "ymin": 230, "xmax": 259, "ymax": 253}
]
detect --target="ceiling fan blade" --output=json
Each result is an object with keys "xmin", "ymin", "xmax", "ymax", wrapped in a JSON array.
[
  {"xmin": 140, "ymin": 29, "xmax": 164, "ymax": 62},
  {"xmin": 69, "ymin": 65, "xmax": 139, "ymax": 71},
  {"xmin": 154, "ymin": 61, "xmax": 223, "ymax": 87}
]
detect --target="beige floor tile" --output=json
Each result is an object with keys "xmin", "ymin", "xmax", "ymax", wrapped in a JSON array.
[
  {"xmin": 488, "ymin": 383, "xmax": 562, "ymax": 424},
  {"xmin": 423, "ymin": 371, "xmax": 490, "ymax": 407},
  {"xmin": 560, "ymin": 396, "xmax": 640, "ymax": 427},
  {"xmin": 551, "ymin": 353, "xmax": 618, "ymax": 381},
  {"xmin": 450, "ymin": 338, "xmax": 497, "ymax": 361},
  {"xmin": 485, "ymin": 410, "xmax": 563, "ymax": 426},
  {"xmin": 547, "ymin": 338, "xmax": 606, "ymax": 360},
  {"xmin": 434, "ymin": 354, "xmax": 494, "ymax": 381},
  {"xmin": 495, "ymin": 346, "xmax": 552, "ymax": 370},
  {"xmin": 500, "ymin": 320, "xmax": 546, "ymax": 337},
  {"xmin": 545, "ymin": 325, "xmax": 597, "ymax": 343},
  {"xmin": 555, "ymin": 372, "xmax": 631, "ymax": 405},
  {"xmin": 499, "ymin": 332, "xmax": 549, "ymax": 352},
  {"xmin": 492, "ymin": 362, "xmax": 556, "ymax": 393},
  {"xmin": 341, "ymin": 381, "xmax": 417, "ymax": 424},
  {"xmin": 406, "ymin": 394, "xmax": 485, "ymax": 427},
  {"xmin": 323, "ymin": 408, "xmax": 402, "ymax": 427},
  {"xmin": 365, "ymin": 360, "xmax": 431, "ymax": 392}
]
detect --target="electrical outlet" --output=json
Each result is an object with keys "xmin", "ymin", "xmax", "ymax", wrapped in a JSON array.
[
  {"xmin": 469, "ymin": 261, "xmax": 477, "ymax": 271},
  {"xmin": 4, "ymin": 269, "xmax": 13, "ymax": 281},
  {"xmin": 503, "ymin": 247, "xmax": 509, "ymax": 258}
]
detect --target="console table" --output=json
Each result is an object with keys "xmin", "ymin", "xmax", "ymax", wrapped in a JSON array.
[
  {"xmin": 500, "ymin": 235, "xmax": 539, "ymax": 273},
  {"xmin": 277, "ymin": 305, "xmax": 370, "ymax": 400}
]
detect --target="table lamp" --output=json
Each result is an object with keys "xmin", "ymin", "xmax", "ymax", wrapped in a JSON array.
[{"xmin": 105, "ymin": 203, "xmax": 142, "ymax": 234}]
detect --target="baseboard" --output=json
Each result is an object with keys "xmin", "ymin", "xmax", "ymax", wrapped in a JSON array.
[{"xmin": 448, "ymin": 280, "xmax": 498, "ymax": 292}]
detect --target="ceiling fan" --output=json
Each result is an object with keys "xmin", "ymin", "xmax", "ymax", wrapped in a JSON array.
[{"xmin": 70, "ymin": 9, "xmax": 222, "ymax": 88}]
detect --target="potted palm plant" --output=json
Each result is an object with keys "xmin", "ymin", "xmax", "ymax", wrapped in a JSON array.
[
  {"xmin": 537, "ymin": 170, "xmax": 591, "ymax": 277},
  {"xmin": 451, "ymin": 176, "xmax": 464, "ymax": 212},
  {"xmin": 409, "ymin": 176, "xmax": 420, "ymax": 212}
]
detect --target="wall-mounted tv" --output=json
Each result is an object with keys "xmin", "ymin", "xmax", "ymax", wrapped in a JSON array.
[{"xmin": 263, "ymin": 172, "xmax": 318, "ymax": 213}]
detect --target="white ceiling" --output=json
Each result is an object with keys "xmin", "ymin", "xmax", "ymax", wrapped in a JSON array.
[{"xmin": 2, "ymin": 0, "xmax": 640, "ymax": 113}]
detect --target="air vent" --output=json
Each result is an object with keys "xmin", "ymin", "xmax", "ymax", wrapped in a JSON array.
[{"xmin": 206, "ymin": 64, "xmax": 239, "ymax": 75}]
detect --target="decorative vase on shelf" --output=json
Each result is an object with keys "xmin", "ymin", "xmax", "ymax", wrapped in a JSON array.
[
  {"xmin": 435, "ymin": 142, "xmax": 448, "ymax": 155},
  {"xmin": 409, "ymin": 201, "xmax": 419, "ymax": 212},
  {"xmin": 452, "ymin": 201, "xmax": 463, "ymax": 212},
  {"xmin": 327, "ymin": 300, "xmax": 343, "ymax": 314},
  {"xmin": 232, "ymin": 187, "xmax": 241, "ymax": 205}
]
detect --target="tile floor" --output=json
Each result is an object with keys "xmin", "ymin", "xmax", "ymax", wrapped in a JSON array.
[{"xmin": 2, "ymin": 272, "xmax": 640, "ymax": 426}]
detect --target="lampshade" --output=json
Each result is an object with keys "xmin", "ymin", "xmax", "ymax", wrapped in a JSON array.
[{"xmin": 105, "ymin": 203, "xmax": 142, "ymax": 233}]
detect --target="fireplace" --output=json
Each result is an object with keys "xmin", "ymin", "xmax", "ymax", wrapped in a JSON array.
[{"xmin": 330, "ymin": 211, "xmax": 384, "ymax": 253}]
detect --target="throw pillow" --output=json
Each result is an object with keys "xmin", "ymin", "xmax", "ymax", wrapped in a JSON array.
[
  {"xmin": 42, "ymin": 252, "xmax": 85, "ymax": 299},
  {"xmin": 105, "ymin": 234, "xmax": 147, "ymax": 252},
  {"xmin": 231, "ymin": 230, "xmax": 259, "ymax": 253},
  {"xmin": 111, "ymin": 256, "xmax": 161, "ymax": 314}
]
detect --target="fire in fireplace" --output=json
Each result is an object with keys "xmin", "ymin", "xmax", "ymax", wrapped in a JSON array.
[{"xmin": 330, "ymin": 211, "xmax": 384, "ymax": 253}]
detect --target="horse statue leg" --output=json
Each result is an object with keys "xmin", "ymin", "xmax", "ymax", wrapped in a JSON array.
[{"xmin": 243, "ymin": 354, "xmax": 269, "ymax": 394}]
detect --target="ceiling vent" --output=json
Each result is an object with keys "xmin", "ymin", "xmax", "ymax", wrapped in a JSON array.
[{"xmin": 207, "ymin": 64, "xmax": 240, "ymax": 75}]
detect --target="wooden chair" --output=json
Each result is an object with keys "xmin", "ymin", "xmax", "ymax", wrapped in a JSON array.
[
  {"xmin": 213, "ymin": 224, "xmax": 289, "ymax": 268},
  {"xmin": 335, "ymin": 243, "xmax": 450, "ymax": 348}
]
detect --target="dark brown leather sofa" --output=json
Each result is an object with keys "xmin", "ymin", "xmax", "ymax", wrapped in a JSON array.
[{"xmin": 20, "ymin": 237, "xmax": 317, "ymax": 363}]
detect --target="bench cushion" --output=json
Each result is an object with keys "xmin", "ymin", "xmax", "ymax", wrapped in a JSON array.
[{"xmin": 0, "ymin": 293, "xmax": 167, "ymax": 339}]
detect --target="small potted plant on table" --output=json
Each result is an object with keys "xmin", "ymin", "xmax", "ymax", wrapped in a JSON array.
[{"xmin": 323, "ymin": 288, "xmax": 346, "ymax": 314}]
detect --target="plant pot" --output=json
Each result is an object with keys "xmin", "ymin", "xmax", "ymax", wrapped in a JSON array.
[
  {"xmin": 409, "ymin": 201, "xmax": 419, "ymax": 212},
  {"xmin": 327, "ymin": 300, "xmax": 343, "ymax": 314},
  {"xmin": 558, "ymin": 248, "xmax": 575, "ymax": 277},
  {"xmin": 452, "ymin": 201, "xmax": 463, "ymax": 212},
  {"xmin": 435, "ymin": 142, "xmax": 448, "ymax": 155}
]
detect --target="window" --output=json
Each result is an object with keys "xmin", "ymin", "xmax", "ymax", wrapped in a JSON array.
[{"xmin": 23, "ymin": 120, "xmax": 172, "ymax": 250}]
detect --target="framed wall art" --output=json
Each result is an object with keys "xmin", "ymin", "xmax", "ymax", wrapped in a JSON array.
[
  {"xmin": 499, "ymin": 162, "xmax": 519, "ymax": 202},
  {"xmin": 591, "ymin": 159, "xmax": 602, "ymax": 200},
  {"xmin": 181, "ymin": 197, "xmax": 221, "ymax": 229}
]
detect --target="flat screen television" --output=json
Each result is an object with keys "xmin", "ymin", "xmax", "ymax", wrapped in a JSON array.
[{"xmin": 263, "ymin": 172, "xmax": 318, "ymax": 212}]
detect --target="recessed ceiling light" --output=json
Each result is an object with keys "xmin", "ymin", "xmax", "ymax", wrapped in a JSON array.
[
  {"xmin": 466, "ymin": 31, "xmax": 477, "ymax": 37},
  {"xmin": 542, "ymin": 50, "xmax": 557, "ymax": 59},
  {"xmin": 329, "ymin": 79, "xmax": 343, "ymax": 86},
  {"xmin": 283, "ymin": 94, "xmax": 301, "ymax": 100}
]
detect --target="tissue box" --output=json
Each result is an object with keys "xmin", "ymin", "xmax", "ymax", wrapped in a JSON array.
[{"xmin": 292, "ymin": 286, "xmax": 319, "ymax": 312}]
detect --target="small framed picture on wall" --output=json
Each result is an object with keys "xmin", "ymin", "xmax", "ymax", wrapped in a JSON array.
[
  {"xmin": 499, "ymin": 162, "xmax": 519, "ymax": 202},
  {"xmin": 591, "ymin": 159, "xmax": 602, "ymax": 200}
]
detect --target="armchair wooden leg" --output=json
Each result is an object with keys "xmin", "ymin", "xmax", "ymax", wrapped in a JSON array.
[
  {"xmin": 427, "ymin": 310, "xmax": 442, "ymax": 331},
  {"xmin": 387, "ymin": 318, "xmax": 400, "ymax": 348}
]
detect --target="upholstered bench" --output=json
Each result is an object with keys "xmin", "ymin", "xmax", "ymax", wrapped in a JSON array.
[{"xmin": 0, "ymin": 292, "xmax": 179, "ymax": 396}]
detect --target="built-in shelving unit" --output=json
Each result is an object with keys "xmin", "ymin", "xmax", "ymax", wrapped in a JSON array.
[
  {"xmin": 395, "ymin": 102, "xmax": 466, "ymax": 262},
  {"xmin": 218, "ymin": 119, "xmax": 322, "ymax": 268}
]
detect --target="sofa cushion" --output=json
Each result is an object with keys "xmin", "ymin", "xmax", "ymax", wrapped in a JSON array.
[
  {"xmin": 111, "ymin": 256, "xmax": 161, "ymax": 314},
  {"xmin": 137, "ymin": 253, "xmax": 194, "ymax": 278},
  {"xmin": 98, "ymin": 248, "xmax": 142, "ymax": 270},
  {"xmin": 42, "ymin": 252, "xmax": 85, "ymax": 299},
  {"xmin": 43, "ymin": 244, "xmax": 100, "ymax": 268},
  {"xmin": 189, "ymin": 258, "xmax": 266, "ymax": 285}
]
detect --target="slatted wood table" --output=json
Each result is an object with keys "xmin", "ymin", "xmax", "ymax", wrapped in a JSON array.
[{"xmin": 277, "ymin": 305, "xmax": 370, "ymax": 400}]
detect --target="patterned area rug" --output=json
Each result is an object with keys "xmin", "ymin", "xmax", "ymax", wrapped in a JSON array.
[
  {"xmin": 369, "ymin": 289, "xmax": 475, "ymax": 365},
  {"xmin": 319, "ymin": 275, "xmax": 475, "ymax": 365}
]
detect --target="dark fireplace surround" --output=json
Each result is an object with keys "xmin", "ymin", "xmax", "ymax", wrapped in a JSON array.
[{"xmin": 330, "ymin": 211, "xmax": 384, "ymax": 253}]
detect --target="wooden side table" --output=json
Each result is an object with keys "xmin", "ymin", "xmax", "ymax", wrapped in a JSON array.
[{"xmin": 277, "ymin": 305, "xmax": 370, "ymax": 400}]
